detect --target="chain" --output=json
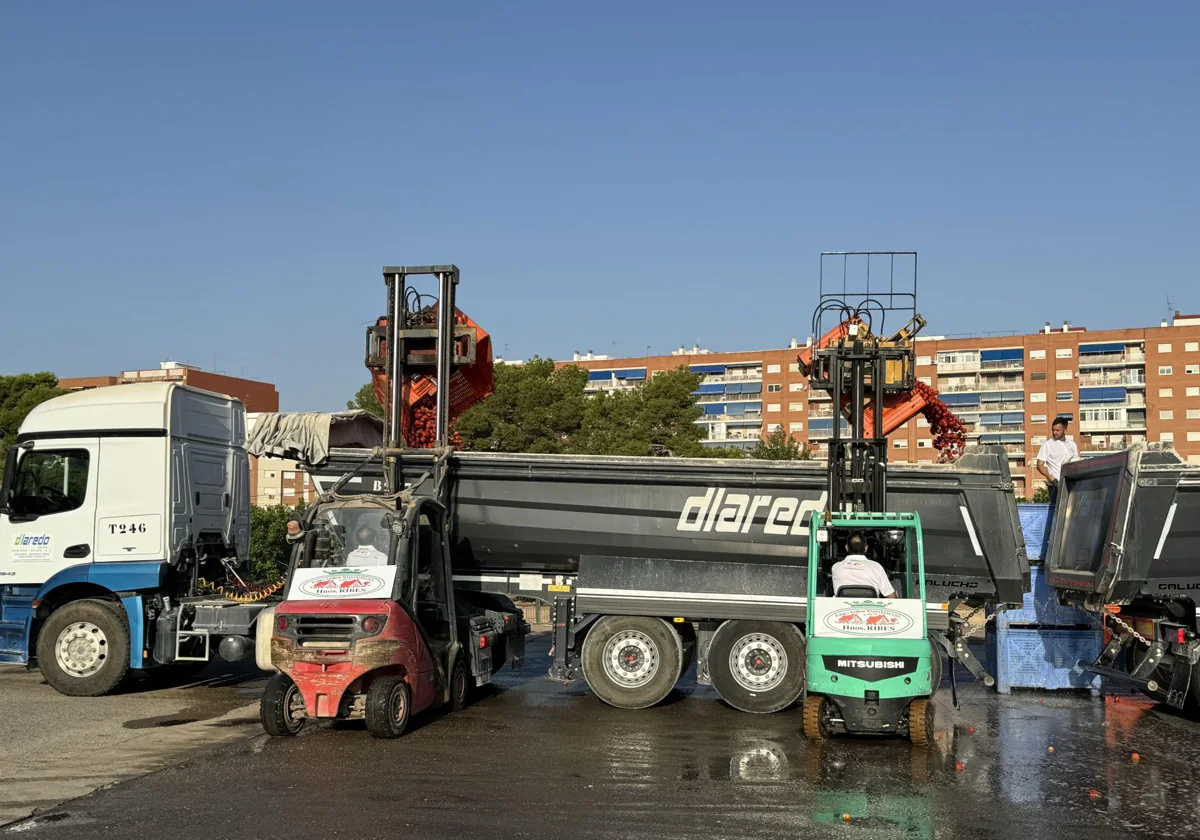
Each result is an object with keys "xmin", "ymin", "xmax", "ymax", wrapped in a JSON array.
[
  {"xmin": 1103, "ymin": 607, "xmax": 1153, "ymax": 647},
  {"xmin": 952, "ymin": 602, "xmax": 996, "ymax": 641}
]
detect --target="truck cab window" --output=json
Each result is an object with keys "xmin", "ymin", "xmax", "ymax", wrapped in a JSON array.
[{"xmin": 8, "ymin": 450, "xmax": 89, "ymax": 517}]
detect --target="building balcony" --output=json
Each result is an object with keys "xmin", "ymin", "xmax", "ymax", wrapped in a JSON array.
[
  {"xmin": 980, "ymin": 360, "xmax": 1024, "ymax": 372},
  {"xmin": 936, "ymin": 360, "xmax": 982, "ymax": 373},
  {"xmin": 702, "ymin": 371, "xmax": 763, "ymax": 384},
  {"xmin": 971, "ymin": 423, "xmax": 1025, "ymax": 434},
  {"xmin": 808, "ymin": 406, "xmax": 835, "ymax": 419},
  {"xmin": 1002, "ymin": 444, "xmax": 1026, "ymax": 456},
  {"xmin": 977, "ymin": 400, "xmax": 1025, "ymax": 412},
  {"xmin": 808, "ymin": 389, "xmax": 831, "ymax": 401},
  {"xmin": 1078, "ymin": 350, "xmax": 1145, "ymax": 368},
  {"xmin": 1078, "ymin": 372, "xmax": 1146, "ymax": 388},
  {"xmin": 1078, "ymin": 418, "xmax": 1148, "ymax": 433}
]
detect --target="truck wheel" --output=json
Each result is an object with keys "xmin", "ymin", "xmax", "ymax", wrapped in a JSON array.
[
  {"xmin": 581, "ymin": 616, "xmax": 682, "ymax": 709},
  {"xmin": 36, "ymin": 599, "xmax": 131, "ymax": 697},
  {"xmin": 709, "ymin": 620, "xmax": 805, "ymax": 714},
  {"xmin": 450, "ymin": 656, "xmax": 471, "ymax": 712},
  {"xmin": 908, "ymin": 698, "xmax": 934, "ymax": 746},
  {"xmin": 365, "ymin": 675, "xmax": 411, "ymax": 739},
  {"xmin": 260, "ymin": 672, "xmax": 306, "ymax": 736},
  {"xmin": 803, "ymin": 694, "xmax": 832, "ymax": 739},
  {"xmin": 929, "ymin": 641, "xmax": 943, "ymax": 691}
]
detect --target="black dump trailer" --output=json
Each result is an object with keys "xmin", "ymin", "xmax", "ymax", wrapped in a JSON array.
[
  {"xmin": 1045, "ymin": 443, "xmax": 1200, "ymax": 708},
  {"xmin": 309, "ymin": 445, "xmax": 1028, "ymax": 712}
]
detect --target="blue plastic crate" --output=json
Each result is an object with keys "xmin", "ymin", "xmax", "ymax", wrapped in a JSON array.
[
  {"xmin": 1017, "ymin": 502, "xmax": 1052, "ymax": 562},
  {"xmin": 985, "ymin": 623, "xmax": 1102, "ymax": 694},
  {"xmin": 998, "ymin": 566, "xmax": 1096, "ymax": 628}
]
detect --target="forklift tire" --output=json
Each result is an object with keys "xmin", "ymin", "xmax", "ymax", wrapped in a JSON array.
[
  {"xmin": 450, "ymin": 656, "xmax": 471, "ymax": 712},
  {"xmin": 365, "ymin": 676, "xmax": 411, "ymax": 739},
  {"xmin": 581, "ymin": 616, "xmax": 682, "ymax": 710},
  {"xmin": 260, "ymin": 672, "xmax": 306, "ymax": 736},
  {"xmin": 908, "ymin": 698, "xmax": 934, "ymax": 746},
  {"xmin": 803, "ymin": 694, "xmax": 831, "ymax": 740},
  {"xmin": 929, "ymin": 641, "xmax": 943, "ymax": 691},
  {"xmin": 709, "ymin": 620, "xmax": 806, "ymax": 714},
  {"xmin": 36, "ymin": 599, "xmax": 131, "ymax": 697}
]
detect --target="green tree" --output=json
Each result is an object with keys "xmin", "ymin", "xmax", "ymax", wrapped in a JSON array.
[
  {"xmin": 0, "ymin": 373, "xmax": 67, "ymax": 451},
  {"xmin": 701, "ymin": 445, "xmax": 749, "ymax": 459},
  {"xmin": 1031, "ymin": 486, "xmax": 1051, "ymax": 504},
  {"xmin": 749, "ymin": 427, "xmax": 812, "ymax": 461},
  {"xmin": 568, "ymin": 366, "xmax": 707, "ymax": 457},
  {"xmin": 347, "ymin": 383, "xmax": 384, "ymax": 418},
  {"xmin": 454, "ymin": 359, "xmax": 589, "ymax": 453},
  {"xmin": 248, "ymin": 501, "xmax": 306, "ymax": 584}
]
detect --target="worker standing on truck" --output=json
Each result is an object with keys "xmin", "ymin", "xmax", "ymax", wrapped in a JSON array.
[
  {"xmin": 1036, "ymin": 416, "xmax": 1079, "ymax": 507},
  {"xmin": 831, "ymin": 535, "xmax": 897, "ymax": 598}
]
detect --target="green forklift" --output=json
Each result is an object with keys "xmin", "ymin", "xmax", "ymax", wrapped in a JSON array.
[{"xmin": 798, "ymin": 253, "xmax": 942, "ymax": 745}]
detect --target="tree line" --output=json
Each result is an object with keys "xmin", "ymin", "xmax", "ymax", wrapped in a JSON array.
[{"xmin": 349, "ymin": 359, "xmax": 811, "ymax": 461}]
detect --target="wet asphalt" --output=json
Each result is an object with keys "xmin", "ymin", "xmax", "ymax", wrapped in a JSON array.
[{"xmin": 9, "ymin": 633, "xmax": 1200, "ymax": 840}]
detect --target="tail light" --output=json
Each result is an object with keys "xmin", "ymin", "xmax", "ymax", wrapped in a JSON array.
[
  {"xmin": 479, "ymin": 634, "xmax": 489, "ymax": 649},
  {"xmin": 275, "ymin": 615, "xmax": 290, "ymax": 633},
  {"xmin": 1175, "ymin": 627, "xmax": 1187, "ymax": 645},
  {"xmin": 361, "ymin": 615, "xmax": 386, "ymax": 636}
]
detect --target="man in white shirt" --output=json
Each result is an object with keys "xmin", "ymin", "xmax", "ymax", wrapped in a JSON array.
[
  {"xmin": 831, "ymin": 535, "xmax": 897, "ymax": 598},
  {"xmin": 345, "ymin": 523, "xmax": 389, "ymax": 566},
  {"xmin": 1036, "ymin": 416, "xmax": 1080, "ymax": 507}
]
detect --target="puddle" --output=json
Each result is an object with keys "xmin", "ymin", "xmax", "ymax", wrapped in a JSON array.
[{"xmin": 123, "ymin": 717, "xmax": 198, "ymax": 730}]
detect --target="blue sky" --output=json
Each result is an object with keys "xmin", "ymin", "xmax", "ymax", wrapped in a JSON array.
[{"xmin": 2, "ymin": 2, "xmax": 1196, "ymax": 410}]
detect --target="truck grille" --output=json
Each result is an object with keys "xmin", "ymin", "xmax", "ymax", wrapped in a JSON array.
[{"xmin": 294, "ymin": 615, "xmax": 357, "ymax": 643}]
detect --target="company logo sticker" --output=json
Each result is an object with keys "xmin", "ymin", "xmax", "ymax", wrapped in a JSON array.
[
  {"xmin": 297, "ymin": 568, "xmax": 389, "ymax": 598},
  {"xmin": 822, "ymin": 600, "xmax": 915, "ymax": 636}
]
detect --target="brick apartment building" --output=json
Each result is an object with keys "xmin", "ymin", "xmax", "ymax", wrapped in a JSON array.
[{"xmin": 562, "ymin": 314, "xmax": 1200, "ymax": 499}]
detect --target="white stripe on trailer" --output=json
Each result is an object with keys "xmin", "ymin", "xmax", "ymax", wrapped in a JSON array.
[
  {"xmin": 959, "ymin": 506, "xmax": 983, "ymax": 557},
  {"xmin": 1154, "ymin": 503, "xmax": 1178, "ymax": 561},
  {"xmin": 577, "ymin": 587, "xmax": 806, "ymax": 605}
]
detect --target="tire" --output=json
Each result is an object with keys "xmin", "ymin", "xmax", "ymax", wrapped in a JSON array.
[
  {"xmin": 928, "ymin": 641, "xmax": 943, "ymax": 692},
  {"xmin": 36, "ymin": 599, "xmax": 131, "ymax": 697},
  {"xmin": 708, "ymin": 620, "xmax": 805, "ymax": 714},
  {"xmin": 365, "ymin": 676, "xmax": 411, "ymax": 739},
  {"xmin": 580, "ymin": 616, "xmax": 682, "ymax": 710},
  {"xmin": 908, "ymin": 698, "xmax": 934, "ymax": 746},
  {"xmin": 803, "ymin": 694, "xmax": 832, "ymax": 740},
  {"xmin": 260, "ymin": 672, "xmax": 306, "ymax": 736},
  {"xmin": 449, "ymin": 656, "xmax": 471, "ymax": 712}
]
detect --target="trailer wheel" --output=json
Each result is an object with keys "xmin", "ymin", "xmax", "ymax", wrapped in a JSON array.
[
  {"xmin": 449, "ymin": 656, "xmax": 471, "ymax": 712},
  {"xmin": 709, "ymin": 620, "xmax": 805, "ymax": 714},
  {"xmin": 908, "ymin": 698, "xmax": 934, "ymax": 746},
  {"xmin": 581, "ymin": 616, "xmax": 682, "ymax": 709},
  {"xmin": 36, "ymin": 599, "xmax": 131, "ymax": 697},
  {"xmin": 365, "ymin": 676, "xmax": 411, "ymax": 739},
  {"xmin": 260, "ymin": 672, "xmax": 306, "ymax": 736}
]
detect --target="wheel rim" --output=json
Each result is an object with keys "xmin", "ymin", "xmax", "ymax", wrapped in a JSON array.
[
  {"xmin": 455, "ymin": 666, "xmax": 466, "ymax": 704},
  {"xmin": 819, "ymin": 699, "xmax": 835, "ymax": 736},
  {"xmin": 390, "ymin": 682, "xmax": 407, "ymax": 725},
  {"xmin": 55, "ymin": 621, "xmax": 108, "ymax": 678},
  {"xmin": 283, "ymin": 682, "xmax": 305, "ymax": 731},
  {"xmin": 728, "ymin": 633, "xmax": 787, "ymax": 692},
  {"xmin": 602, "ymin": 630, "xmax": 659, "ymax": 688}
]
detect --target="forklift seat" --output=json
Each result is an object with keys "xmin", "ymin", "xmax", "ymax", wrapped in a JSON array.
[{"xmin": 835, "ymin": 585, "xmax": 881, "ymax": 598}]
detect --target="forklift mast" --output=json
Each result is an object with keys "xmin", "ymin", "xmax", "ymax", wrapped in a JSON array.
[{"xmin": 804, "ymin": 252, "xmax": 923, "ymax": 517}]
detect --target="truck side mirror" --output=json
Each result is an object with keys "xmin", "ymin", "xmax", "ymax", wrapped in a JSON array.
[{"xmin": 0, "ymin": 446, "xmax": 19, "ymax": 515}]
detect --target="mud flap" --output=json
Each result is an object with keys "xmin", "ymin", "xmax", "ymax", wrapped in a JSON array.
[
  {"xmin": 930, "ymin": 630, "xmax": 995, "ymax": 708},
  {"xmin": 508, "ymin": 622, "xmax": 526, "ymax": 670}
]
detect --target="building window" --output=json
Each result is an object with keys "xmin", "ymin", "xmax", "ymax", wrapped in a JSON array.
[
  {"xmin": 1030, "ymin": 349, "xmax": 1047, "ymax": 360},
  {"xmin": 788, "ymin": 362, "xmax": 800, "ymax": 373},
  {"xmin": 789, "ymin": 402, "xmax": 804, "ymax": 412},
  {"xmin": 893, "ymin": 440, "xmax": 908, "ymax": 449},
  {"xmin": 789, "ymin": 422, "xmax": 803, "ymax": 432},
  {"xmin": 268, "ymin": 472, "xmax": 277, "ymax": 479},
  {"xmin": 1159, "ymin": 343, "xmax": 1173, "ymax": 353},
  {"xmin": 916, "ymin": 355, "xmax": 932, "ymax": 366},
  {"xmin": 1030, "ymin": 413, "xmax": 1047, "ymax": 423},
  {"xmin": 1160, "ymin": 366, "xmax": 1174, "ymax": 376},
  {"xmin": 1186, "ymin": 342, "xmax": 1199, "ymax": 352},
  {"xmin": 917, "ymin": 376, "xmax": 932, "ymax": 386},
  {"xmin": 1030, "ymin": 393, "xmax": 1046, "ymax": 403},
  {"xmin": 1189, "ymin": 431, "xmax": 1200, "ymax": 442},
  {"xmin": 1056, "ymin": 369, "xmax": 1073, "ymax": 380},
  {"xmin": 1188, "ymin": 365, "xmax": 1200, "ymax": 375},
  {"xmin": 1056, "ymin": 348, "xmax": 1073, "ymax": 358},
  {"xmin": 767, "ymin": 364, "xmax": 781, "ymax": 374},
  {"xmin": 1031, "ymin": 435, "xmax": 1047, "ymax": 445},
  {"xmin": 1187, "ymin": 409, "xmax": 1200, "ymax": 420},
  {"xmin": 767, "ymin": 423, "xmax": 782, "ymax": 432},
  {"xmin": 1161, "ymin": 409, "xmax": 1174, "ymax": 420},
  {"xmin": 1162, "ymin": 432, "xmax": 1175, "ymax": 443},
  {"xmin": 1030, "ymin": 372, "xmax": 1046, "ymax": 381},
  {"xmin": 1189, "ymin": 387, "xmax": 1200, "ymax": 397},
  {"xmin": 918, "ymin": 439, "xmax": 932, "ymax": 448},
  {"xmin": 767, "ymin": 404, "xmax": 781, "ymax": 413},
  {"xmin": 789, "ymin": 382, "xmax": 805, "ymax": 392},
  {"xmin": 916, "ymin": 418, "xmax": 928, "ymax": 427},
  {"xmin": 1057, "ymin": 391, "xmax": 1073, "ymax": 401},
  {"xmin": 283, "ymin": 471, "xmax": 296, "ymax": 479},
  {"xmin": 1160, "ymin": 388, "xmax": 1174, "ymax": 398},
  {"xmin": 767, "ymin": 384, "xmax": 782, "ymax": 393},
  {"xmin": 284, "ymin": 488, "xmax": 296, "ymax": 496}
]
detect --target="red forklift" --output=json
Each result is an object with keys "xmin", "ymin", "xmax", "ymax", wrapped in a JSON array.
[{"xmin": 260, "ymin": 266, "xmax": 528, "ymax": 739}]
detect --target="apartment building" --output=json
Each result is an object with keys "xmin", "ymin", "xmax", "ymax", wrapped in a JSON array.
[
  {"xmin": 60, "ymin": 361, "xmax": 279, "ymax": 413},
  {"xmin": 563, "ymin": 314, "xmax": 1200, "ymax": 497}
]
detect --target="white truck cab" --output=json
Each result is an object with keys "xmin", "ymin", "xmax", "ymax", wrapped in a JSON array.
[{"xmin": 0, "ymin": 383, "xmax": 254, "ymax": 695}]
